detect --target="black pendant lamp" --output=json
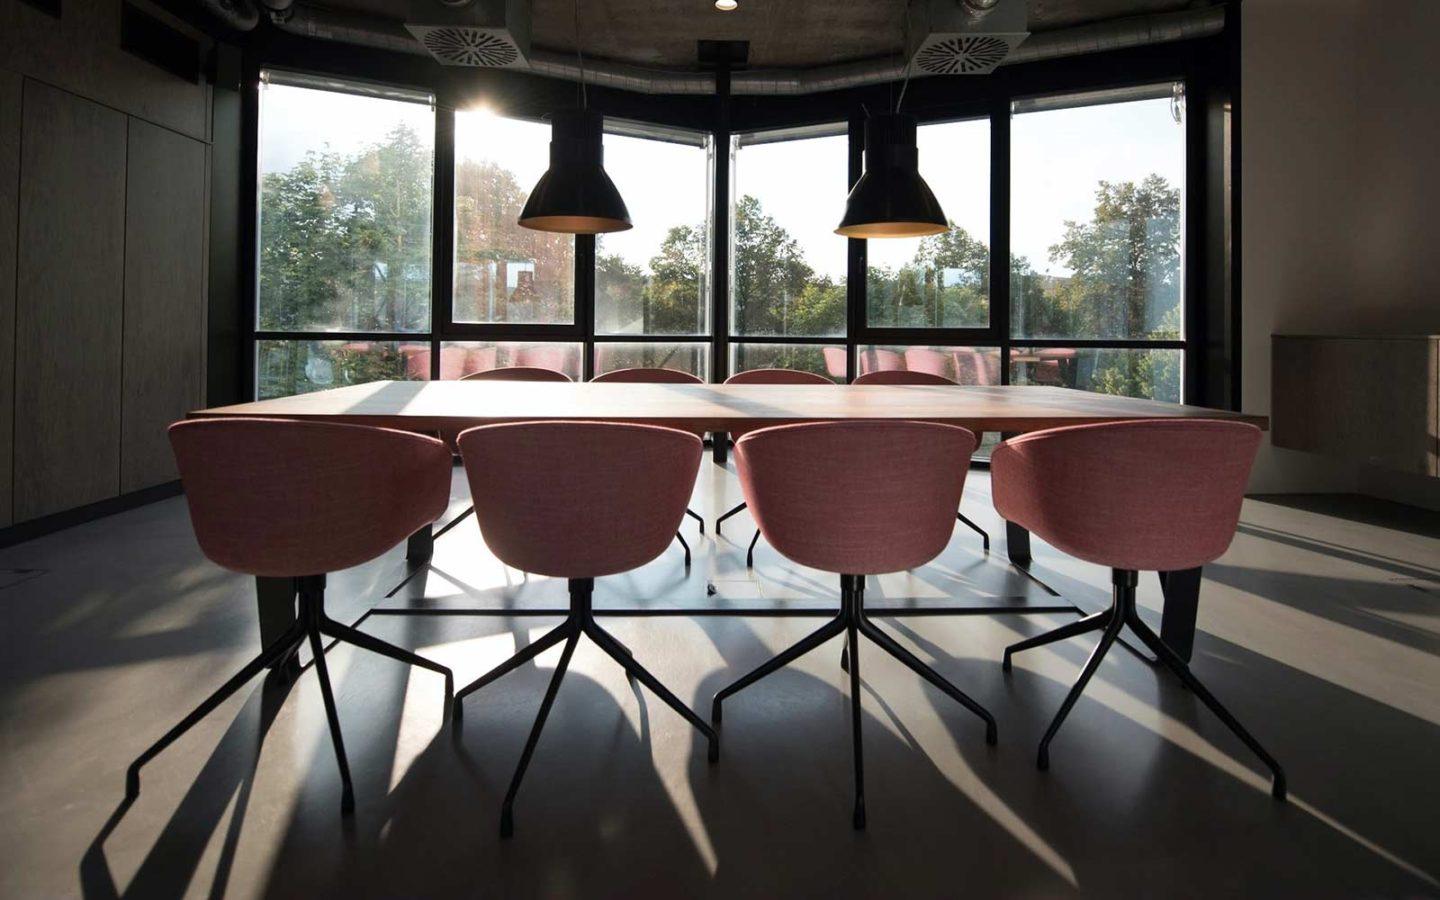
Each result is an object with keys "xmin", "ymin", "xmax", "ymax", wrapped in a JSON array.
[
  {"xmin": 517, "ymin": 109, "xmax": 631, "ymax": 234},
  {"xmin": 835, "ymin": 113, "xmax": 947, "ymax": 239}
]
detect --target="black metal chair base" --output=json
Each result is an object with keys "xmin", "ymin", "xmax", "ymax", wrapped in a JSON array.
[
  {"xmin": 453, "ymin": 577, "xmax": 719, "ymax": 839},
  {"xmin": 711, "ymin": 574, "xmax": 997, "ymax": 829},
  {"xmin": 1003, "ymin": 568, "xmax": 1287, "ymax": 800},
  {"xmin": 125, "ymin": 574, "xmax": 454, "ymax": 815},
  {"xmin": 956, "ymin": 511, "xmax": 991, "ymax": 553}
]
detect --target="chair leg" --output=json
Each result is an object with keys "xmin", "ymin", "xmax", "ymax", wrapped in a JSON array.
[
  {"xmin": 859, "ymin": 617, "xmax": 997, "ymax": 744},
  {"xmin": 745, "ymin": 529, "xmax": 761, "ymax": 568},
  {"xmin": 1124, "ymin": 609, "xmax": 1288, "ymax": 800},
  {"xmin": 501, "ymin": 631, "xmax": 580, "ymax": 839},
  {"xmin": 1002, "ymin": 609, "xmax": 1111, "ymax": 671},
  {"xmin": 846, "ymin": 616, "xmax": 866, "ymax": 830},
  {"xmin": 675, "ymin": 530, "xmax": 692, "ymax": 568},
  {"xmin": 453, "ymin": 621, "xmax": 570, "ymax": 725},
  {"xmin": 711, "ymin": 616, "xmax": 847, "ymax": 724},
  {"xmin": 586, "ymin": 621, "xmax": 719, "ymax": 763},
  {"xmin": 1035, "ymin": 609, "xmax": 1123, "ymax": 771},
  {"xmin": 956, "ymin": 511, "xmax": 991, "ymax": 553},
  {"xmin": 715, "ymin": 501, "xmax": 747, "ymax": 534},
  {"xmin": 840, "ymin": 643, "xmax": 849, "ymax": 673},
  {"xmin": 685, "ymin": 507, "xmax": 705, "ymax": 535},
  {"xmin": 306, "ymin": 621, "xmax": 355, "ymax": 815},
  {"xmin": 125, "ymin": 622, "xmax": 303, "ymax": 800},
  {"xmin": 432, "ymin": 505, "xmax": 474, "ymax": 540},
  {"xmin": 319, "ymin": 615, "xmax": 454, "ymax": 712}
]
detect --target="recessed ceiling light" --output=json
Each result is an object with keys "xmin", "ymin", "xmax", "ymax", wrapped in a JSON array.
[{"xmin": 715, "ymin": 0, "xmax": 737, "ymax": 10}]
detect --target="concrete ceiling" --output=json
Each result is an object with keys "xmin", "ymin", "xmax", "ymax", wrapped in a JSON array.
[{"xmin": 325, "ymin": 0, "xmax": 1218, "ymax": 68}]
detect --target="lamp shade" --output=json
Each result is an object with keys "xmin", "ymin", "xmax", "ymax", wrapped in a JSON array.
[
  {"xmin": 835, "ymin": 113, "xmax": 948, "ymax": 239},
  {"xmin": 518, "ymin": 109, "xmax": 632, "ymax": 234}
]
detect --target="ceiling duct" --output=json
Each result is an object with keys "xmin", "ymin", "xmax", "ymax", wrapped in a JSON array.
[
  {"xmin": 267, "ymin": 4, "xmax": 1223, "ymax": 97},
  {"xmin": 906, "ymin": 0, "xmax": 1029, "ymax": 76},
  {"xmin": 403, "ymin": 0, "xmax": 531, "ymax": 68}
]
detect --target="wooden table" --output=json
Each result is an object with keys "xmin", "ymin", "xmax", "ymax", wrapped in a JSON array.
[{"xmin": 195, "ymin": 381, "xmax": 1268, "ymax": 666}]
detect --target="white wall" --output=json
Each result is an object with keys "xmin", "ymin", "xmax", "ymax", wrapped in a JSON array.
[{"xmin": 1241, "ymin": 0, "xmax": 1440, "ymax": 507}]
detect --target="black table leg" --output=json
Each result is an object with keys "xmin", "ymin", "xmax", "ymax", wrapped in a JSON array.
[
  {"xmin": 998, "ymin": 433, "xmax": 1032, "ymax": 567},
  {"xmin": 712, "ymin": 432, "xmax": 729, "ymax": 466},
  {"xmin": 255, "ymin": 576, "xmax": 299, "ymax": 674},
  {"xmin": 1158, "ymin": 567, "xmax": 1203, "ymax": 664},
  {"xmin": 406, "ymin": 524, "xmax": 434, "ymax": 564}
]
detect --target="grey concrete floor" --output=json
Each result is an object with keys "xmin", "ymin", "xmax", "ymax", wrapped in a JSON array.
[{"xmin": 1, "ymin": 462, "xmax": 1438, "ymax": 898}]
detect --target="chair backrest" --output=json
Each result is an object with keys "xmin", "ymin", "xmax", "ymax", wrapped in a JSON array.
[
  {"xmin": 735, "ymin": 420, "xmax": 977, "ymax": 575},
  {"xmin": 170, "ymin": 419, "xmax": 451, "ymax": 578},
  {"xmin": 457, "ymin": 421, "xmax": 702, "ymax": 578},
  {"xmin": 822, "ymin": 346, "xmax": 848, "ymax": 379},
  {"xmin": 723, "ymin": 368, "xmax": 833, "ymax": 438},
  {"xmin": 461, "ymin": 366, "xmax": 571, "ymax": 382},
  {"xmin": 853, "ymin": 369, "xmax": 956, "ymax": 386},
  {"xmin": 724, "ymin": 368, "xmax": 833, "ymax": 386},
  {"xmin": 591, "ymin": 367, "xmax": 703, "ymax": 384},
  {"xmin": 990, "ymin": 419, "xmax": 1262, "ymax": 572},
  {"xmin": 858, "ymin": 348, "xmax": 903, "ymax": 374}
]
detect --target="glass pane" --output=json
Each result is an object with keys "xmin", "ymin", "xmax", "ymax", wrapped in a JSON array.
[
  {"xmin": 256, "ymin": 340, "xmax": 429, "ymax": 400},
  {"xmin": 731, "ymin": 131, "xmax": 848, "ymax": 338},
  {"xmin": 867, "ymin": 118, "xmax": 990, "ymax": 329},
  {"xmin": 729, "ymin": 343, "xmax": 846, "ymax": 382},
  {"xmin": 857, "ymin": 345, "xmax": 1001, "ymax": 385},
  {"xmin": 1010, "ymin": 90, "xmax": 1185, "ymax": 340},
  {"xmin": 257, "ymin": 82, "xmax": 433, "ymax": 333},
  {"xmin": 596, "ymin": 132, "xmax": 711, "ymax": 335},
  {"xmin": 453, "ymin": 111, "xmax": 575, "ymax": 325},
  {"xmin": 439, "ymin": 341, "xmax": 581, "ymax": 381},
  {"xmin": 594, "ymin": 342, "xmax": 709, "ymax": 380},
  {"xmin": 1009, "ymin": 347, "xmax": 1182, "ymax": 402}
]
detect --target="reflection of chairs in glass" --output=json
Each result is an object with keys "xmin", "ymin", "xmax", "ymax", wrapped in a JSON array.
[
  {"xmin": 453, "ymin": 421, "xmax": 718, "ymax": 837},
  {"xmin": 858, "ymin": 347, "xmax": 903, "ymax": 375},
  {"xmin": 822, "ymin": 346, "xmax": 848, "ymax": 380},
  {"xmin": 902, "ymin": 346, "xmax": 950, "ymax": 378},
  {"xmin": 591, "ymin": 367, "xmax": 709, "ymax": 564},
  {"xmin": 852, "ymin": 369, "xmax": 990, "ymax": 552},
  {"xmin": 128, "ymin": 420, "xmax": 455, "ymax": 815},
  {"xmin": 443, "ymin": 345, "xmax": 497, "ymax": 380},
  {"xmin": 951, "ymin": 348, "xmax": 998, "ymax": 386},
  {"xmin": 401, "ymin": 345, "xmax": 431, "ymax": 380},
  {"xmin": 436, "ymin": 366, "xmax": 574, "ymax": 541},
  {"xmin": 710, "ymin": 420, "xmax": 997, "ymax": 829},
  {"xmin": 715, "ymin": 368, "xmax": 834, "ymax": 567},
  {"xmin": 517, "ymin": 343, "xmax": 576, "ymax": 376},
  {"xmin": 994, "ymin": 420, "xmax": 1286, "ymax": 799}
]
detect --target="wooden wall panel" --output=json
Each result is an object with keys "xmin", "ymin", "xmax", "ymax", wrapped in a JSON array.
[
  {"xmin": 13, "ymin": 80, "xmax": 127, "ymax": 520},
  {"xmin": 0, "ymin": 70, "xmax": 21, "ymax": 526},
  {"xmin": 121, "ymin": 119, "xmax": 206, "ymax": 492}
]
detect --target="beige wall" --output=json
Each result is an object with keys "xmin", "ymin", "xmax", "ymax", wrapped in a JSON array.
[{"xmin": 1242, "ymin": 0, "xmax": 1440, "ymax": 507}]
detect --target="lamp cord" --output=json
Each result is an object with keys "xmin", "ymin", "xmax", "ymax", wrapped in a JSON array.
[
  {"xmin": 575, "ymin": 0, "xmax": 587, "ymax": 109},
  {"xmin": 895, "ymin": 1, "xmax": 914, "ymax": 113}
]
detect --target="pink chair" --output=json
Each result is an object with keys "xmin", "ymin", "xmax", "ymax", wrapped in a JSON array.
[
  {"xmin": 591, "ymin": 367, "xmax": 708, "ymax": 560},
  {"xmin": 902, "ymin": 347, "xmax": 950, "ymax": 378},
  {"xmin": 822, "ymin": 346, "xmax": 848, "ymax": 380},
  {"xmin": 453, "ymin": 421, "xmax": 718, "ymax": 837},
  {"xmin": 460, "ymin": 365, "xmax": 571, "ymax": 383},
  {"xmin": 715, "ymin": 368, "xmax": 834, "ymax": 567},
  {"xmin": 127, "ymin": 419, "xmax": 455, "ymax": 815},
  {"xmin": 853, "ymin": 369, "xmax": 992, "ymax": 552},
  {"xmin": 858, "ymin": 348, "xmax": 903, "ymax": 374},
  {"xmin": 993, "ymin": 419, "xmax": 1286, "ymax": 799},
  {"xmin": 711, "ymin": 421, "xmax": 997, "ymax": 829},
  {"xmin": 437, "ymin": 366, "xmax": 574, "ymax": 541}
]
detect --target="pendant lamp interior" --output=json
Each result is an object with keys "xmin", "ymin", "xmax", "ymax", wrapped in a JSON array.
[{"xmin": 836, "ymin": 113, "xmax": 948, "ymax": 239}]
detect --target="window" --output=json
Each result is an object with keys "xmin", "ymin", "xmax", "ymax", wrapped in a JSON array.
[
  {"xmin": 866, "ymin": 118, "xmax": 990, "ymax": 330},
  {"xmin": 596, "ymin": 127, "xmax": 711, "ymax": 336},
  {"xmin": 255, "ymin": 75, "xmax": 435, "ymax": 398},
  {"xmin": 595, "ymin": 342, "xmax": 710, "ymax": 380},
  {"xmin": 1009, "ymin": 346, "xmax": 1182, "ymax": 402},
  {"xmin": 1010, "ymin": 86, "xmax": 1185, "ymax": 344},
  {"xmin": 730, "ymin": 129, "xmax": 849, "ymax": 339},
  {"xmin": 257, "ymin": 79, "xmax": 433, "ymax": 334},
  {"xmin": 439, "ymin": 341, "xmax": 582, "ymax": 381},
  {"xmin": 857, "ymin": 345, "xmax": 1002, "ymax": 385},
  {"xmin": 453, "ymin": 110, "xmax": 574, "ymax": 325},
  {"xmin": 729, "ymin": 343, "xmax": 846, "ymax": 382}
]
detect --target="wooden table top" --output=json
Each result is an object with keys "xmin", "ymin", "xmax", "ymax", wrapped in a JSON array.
[{"xmin": 193, "ymin": 381, "xmax": 1268, "ymax": 434}]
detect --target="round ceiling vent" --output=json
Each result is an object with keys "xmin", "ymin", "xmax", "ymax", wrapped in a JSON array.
[
  {"xmin": 420, "ymin": 28, "xmax": 520, "ymax": 67},
  {"xmin": 913, "ymin": 35, "xmax": 1012, "ymax": 75}
]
